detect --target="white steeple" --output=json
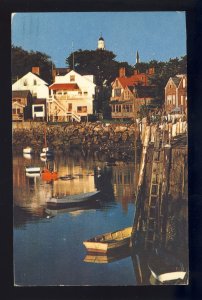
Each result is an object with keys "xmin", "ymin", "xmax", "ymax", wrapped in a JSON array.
[{"xmin": 97, "ymin": 34, "xmax": 105, "ymax": 50}]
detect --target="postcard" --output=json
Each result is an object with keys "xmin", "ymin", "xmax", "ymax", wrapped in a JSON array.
[{"xmin": 12, "ymin": 12, "xmax": 188, "ymax": 286}]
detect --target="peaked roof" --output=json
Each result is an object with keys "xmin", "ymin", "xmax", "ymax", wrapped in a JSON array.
[
  {"xmin": 171, "ymin": 77, "xmax": 181, "ymax": 87},
  {"xmin": 12, "ymin": 90, "xmax": 31, "ymax": 97},
  {"xmin": 116, "ymin": 74, "xmax": 148, "ymax": 88},
  {"xmin": 49, "ymin": 83, "xmax": 80, "ymax": 90}
]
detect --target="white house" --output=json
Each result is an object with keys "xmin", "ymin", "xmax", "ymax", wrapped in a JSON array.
[
  {"xmin": 48, "ymin": 70, "xmax": 96, "ymax": 122},
  {"xmin": 12, "ymin": 67, "xmax": 49, "ymax": 99}
]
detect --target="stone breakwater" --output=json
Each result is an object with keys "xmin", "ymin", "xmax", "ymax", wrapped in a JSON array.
[{"xmin": 12, "ymin": 122, "xmax": 140, "ymax": 154}]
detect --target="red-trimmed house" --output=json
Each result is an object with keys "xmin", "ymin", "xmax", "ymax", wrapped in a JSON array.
[{"xmin": 110, "ymin": 67, "xmax": 157, "ymax": 119}]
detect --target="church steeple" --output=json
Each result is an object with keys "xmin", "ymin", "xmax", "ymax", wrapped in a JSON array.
[
  {"xmin": 136, "ymin": 50, "xmax": 140, "ymax": 64},
  {"xmin": 97, "ymin": 33, "xmax": 105, "ymax": 50}
]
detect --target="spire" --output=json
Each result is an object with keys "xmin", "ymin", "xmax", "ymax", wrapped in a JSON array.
[
  {"xmin": 97, "ymin": 33, "xmax": 105, "ymax": 50},
  {"xmin": 136, "ymin": 50, "xmax": 140, "ymax": 64}
]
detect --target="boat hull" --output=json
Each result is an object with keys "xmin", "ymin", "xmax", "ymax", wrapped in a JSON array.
[
  {"xmin": 46, "ymin": 191, "xmax": 100, "ymax": 206},
  {"xmin": 23, "ymin": 147, "xmax": 33, "ymax": 154},
  {"xmin": 149, "ymin": 268, "xmax": 186, "ymax": 283},
  {"xmin": 25, "ymin": 167, "xmax": 41, "ymax": 174}
]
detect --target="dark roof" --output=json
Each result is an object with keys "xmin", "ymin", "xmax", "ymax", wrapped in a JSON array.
[
  {"xmin": 12, "ymin": 90, "xmax": 31, "ymax": 98},
  {"xmin": 171, "ymin": 77, "xmax": 181, "ymax": 87},
  {"xmin": 99, "ymin": 36, "xmax": 104, "ymax": 41}
]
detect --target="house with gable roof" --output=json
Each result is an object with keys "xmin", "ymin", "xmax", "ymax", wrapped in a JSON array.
[
  {"xmin": 12, "ymin": 67, "xmax": 49, "ymax": 120},
  {"xmin": 110, "ymin": 67, "xmax": 157, "ymax": 119},
  {"xmin": 164, "ymin": 74, "xmax": 187, "ymax": 115},
  {"xmin": 48, "ymin": 70, "xmax": 96, "ymax": 122},
  {"xmin": 12, "ymin": 90, "xmax": 32, "ymax": 121}
]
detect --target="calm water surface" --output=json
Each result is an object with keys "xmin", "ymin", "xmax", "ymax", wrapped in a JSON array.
[{"xmin": 13, "ymin": 151, "xmax": 137, "ymax": 286}]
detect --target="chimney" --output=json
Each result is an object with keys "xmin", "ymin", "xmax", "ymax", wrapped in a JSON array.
[
  {"xmin": 134, "ymin": 69, "xmax": 139, "ymax": 75},
  {"xmin": 119, "ymin": 67, "xmax": 126, "ymax": 77},
  {"xmin": 32, "ymin": 67, "xmax": 40, "ymax": 76}
]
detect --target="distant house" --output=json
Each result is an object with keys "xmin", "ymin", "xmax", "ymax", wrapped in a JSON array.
[
  {"xmin": 110, "ymin": 67, "xmax": 157, "ymax": 119},
  {"xmin": 48, "ymin": 70, "xmax": 96, "ymax": 122},
  {"xmin": 12, "ymin": 90, "xmax": 32, "ymax": 121},
  {"xmin": 165, "ymin": 74, "xmax": 187, "ymax": 115},
  {"xmin": 12, "ymin": 67, "xmax": 49, "ymax": 99}
]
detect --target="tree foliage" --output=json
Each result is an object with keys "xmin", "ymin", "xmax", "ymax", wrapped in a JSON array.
[
  {"xmin": 11, "ymin": 45, "xmax": 54, "ymax": 84},
  {"xmin": 136, "ymin": 56, "xmax": 187, "ymax": 100},
  {"xmin": 66, "ymin": 49, "xmax": 133, "ymax": 86}
]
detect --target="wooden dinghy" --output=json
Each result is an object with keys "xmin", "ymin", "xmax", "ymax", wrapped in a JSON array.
[
  {"xmin": 46, "ymin": 190, "xmax": 100, "ymax": 206},
  {"xmin": 83, "ymin": 227, "xmax": 132, "ymax": 254},
  {"xmin": 83, "ymin": 248, "xmax": 131, "ymax": 264}
]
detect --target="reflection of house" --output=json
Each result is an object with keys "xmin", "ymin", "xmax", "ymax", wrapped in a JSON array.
[
  {"xmin": 110, "ymin": 67, "xmax": 156, "ymax": 119},
  {"xmin": 12, "ymin": 90, "xmax": 32, "ymax": 121},
  {"xmin": 165, "ymin": 74, "xmax": 187, "ymax": 115},
  {"xmin": 48, "ymin": 70, "xmax": 96, "ymax": 122}
]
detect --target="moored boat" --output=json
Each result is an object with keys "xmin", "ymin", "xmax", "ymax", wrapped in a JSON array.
[
  {"xmin": 46, "ymin": 190, "xmax": 100, "ymax": 206},
  {"xmin": 148, "ymin": 248, "xmax": 187, "ymax": 284},
  {"xmin": 23, "ymin": 147, "xmax": 33, "ymax": 154},
  {"xmin": 83, "ymin": 227, "xmax": 132, "ymax": 254},
  {"xmin": 41, "ymin": 168, "xmax": 58, "ymax": 181},
  {"xmin": 25, "ymin": 166, "xmax": 41, "ymax": 174},
  {"xmin": 40, "ymin": 127, "xmax": 54, "ymax": 158}
]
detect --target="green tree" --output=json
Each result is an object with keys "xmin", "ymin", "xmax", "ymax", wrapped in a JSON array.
[
  {"xmin": 66, "ymin": 49, "xmax": 133, "ymax": 86},
  {"xmin": 11, "ymin": 45, "xmax": 55, "ymax": 84}
]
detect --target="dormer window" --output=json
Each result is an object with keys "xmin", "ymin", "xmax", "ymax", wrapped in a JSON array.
[{"xmin": 70, "ymin": 75, "xmax": 75, "ymax": 82}]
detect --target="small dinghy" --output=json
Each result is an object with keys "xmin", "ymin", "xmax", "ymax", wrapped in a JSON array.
[
  {"xmin": 23, "ymin": 147, "xmax": 33, "ymax": 154},
  {"xmin": 46, "ymin": 190, "xmax": 100, "ymax": 206},
  {"xmin": 25, "ymin": 166, "xmax": 41, "ymax": 174},
  {"xmin": 148, "ymin": 248, "xmax": 187, "ymax": 284},
  {"xmin": 83, "ymin": 227, "xmax": 132, "ymax": 254}
]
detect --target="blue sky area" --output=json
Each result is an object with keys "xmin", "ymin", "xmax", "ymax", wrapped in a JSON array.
[{"xmin": 12, "ymin": 12, "xmax": 186, "ymax": 67}]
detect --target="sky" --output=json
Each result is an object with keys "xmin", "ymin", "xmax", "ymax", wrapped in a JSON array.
[{"xmin": 11, "ymin": 12, "xmax": 186, "ymax": 67}]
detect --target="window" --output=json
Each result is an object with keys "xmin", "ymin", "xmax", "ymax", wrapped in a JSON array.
[
  {"xmin": 33, "ymin": 79, "xmax": 37, "ymax": 85},
  {"xmin": 78, "ymin": 91, "xmax": 82, "ymax": 95},
  {"xmin": 12, "ymin": 108, "xmax": 16, "ymax": 114},
  {"xmin": 115, "ymin": 80, "xmax": 119, "ymax": 87},
  {"xmin": 77, "ymin": 106, "xmax": 87, "ymax": 113},
  {"xmin": 70, "ymin": 75, "xmax": 75, "ymax": 82},
  {"xmin": 68, "ymin": 103, "xmax": 72, "ymax": 112},
  {"xmin": 172, "ymin": 95, "xmax": 176, "ymax": 105},
  {"xmin": 183, "ymin": 78, "xmax": 186, "ymax": 88},
  {"xmin": 34, "ymin": 106, "xmax": 43, "ymax": 112},
  {"xmin": 114, "ymin": 89, "xmax": 121, "ymax": 97},
  {"xmin": 24, "ymin": 80, "xmax": 27, "ymax": 86},
  {"xmin": 17, "ymin": 108, "xmax": 21, "ymax": 114},
  {"xmin": 84, "ymin": 91, "xmax": 88, "ymax": 95}
]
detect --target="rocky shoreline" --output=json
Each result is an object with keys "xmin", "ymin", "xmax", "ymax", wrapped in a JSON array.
[{"xmin": 12, "ymin": 122, "xmax": 141, "ymax": 157}]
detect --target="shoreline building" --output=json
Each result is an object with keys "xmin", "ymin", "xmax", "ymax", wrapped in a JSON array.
[
  {"xmin": 12, "ymin": 67, "xmax": 49, "ymax": 121},
  {"xmin": 48, "ymin": 70, "xmax": 96, "ymax": 122},
  {"xmin": 164, "ymin": 74, "xmax": 187, "ymax": 115},
  {"xmin": 110, "ymin": 67, "xmax": 157, "ymax": 120}
]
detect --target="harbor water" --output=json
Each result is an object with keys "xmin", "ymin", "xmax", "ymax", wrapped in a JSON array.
[{"xmin": 13, "ymin": 151, "xmax": 137, "ymax": 286}]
